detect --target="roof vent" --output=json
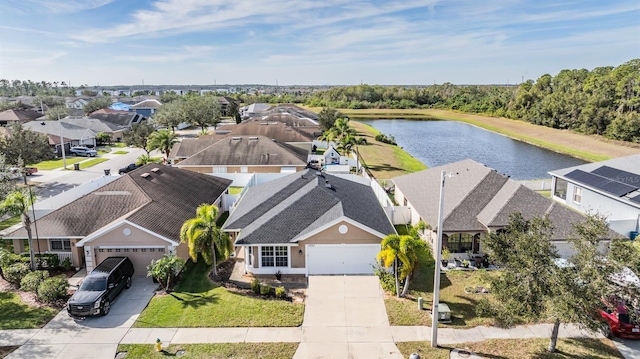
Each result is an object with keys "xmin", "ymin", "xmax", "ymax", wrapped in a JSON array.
[
  {"xmin": 151, "ymin": 167, "xmax": 160, "ymax": 172},
  {"xmin": 325, "ymin": 183, "xmax": 333, "ymax": 189},
  {"xmin": 140, "ymin": 173, "xmax": 150, "ymax": 178},
  {"xmin": 248, "ymin": 136, "xmax": 258, "ymax": 140},
  {"xmin": 232, "ymin": 136, "xmax": 241, "ymax": 140},
  {"xmin": 260, "ymin": 122, "xmax": 268, "ymax": 125}
]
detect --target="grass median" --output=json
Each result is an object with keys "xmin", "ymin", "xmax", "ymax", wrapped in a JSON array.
[{"xmin": 117, "ymin": 343, "xmax": 298, "ymax": 359}]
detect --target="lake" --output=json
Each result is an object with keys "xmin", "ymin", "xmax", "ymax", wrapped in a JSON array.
[{"xmin": 358, "ymin": 119, "xmax": 587, "ymax": 180}]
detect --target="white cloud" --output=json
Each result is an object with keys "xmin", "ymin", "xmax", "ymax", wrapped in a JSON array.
[{"xmin": 1, "ymin": 0, "xmax": 116, "ymax": 14}]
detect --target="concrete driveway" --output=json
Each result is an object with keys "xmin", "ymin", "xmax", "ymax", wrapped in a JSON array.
[
  {"xmin": 293, "ymin": 276, "xmax": 402, "ymax": 359},
  {"xmin": 6, "ymin": 277, "xmax": 157, "ymax": 359}
]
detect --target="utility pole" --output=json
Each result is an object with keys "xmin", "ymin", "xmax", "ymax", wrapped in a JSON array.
[{"xmin": 431, "ymin": 170, "xmax": 446, "ymax": 347}]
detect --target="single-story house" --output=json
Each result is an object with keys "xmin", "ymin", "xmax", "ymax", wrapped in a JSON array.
[
  {"xmin": 65, "ymin": 97, "xmax": 91, "ymax": 110},
  {"xmin": 222, "ymin": 169, "xmax": 396, "ymax": 276},
  {"xmin": 23, "ymin": 120, "xmax": 97, "ymax": 148},
  {"xmin": 174, "ymin": 135, "xmax": 309, "ymax": 174},
  {"xmin": 549, "ymin": 154, "xmax": 640, "ymax": 239},
  {"xmin": 5, "ymin": 165, "xmax": 232, "ymax": 273},
  {"xmin": 61, "ymin": 116, "xmax": 125, "ymax": 142},
  {"xmin": 393, "ymin": 159, "xmax": 618, "ymax": 259},
  {"xmin": 0, "ymin": 109, "xmax": 43, "ymax": 126},
  {"xmin": 90, "ymin": 112, "xmax": 146, "ymax": 128}
]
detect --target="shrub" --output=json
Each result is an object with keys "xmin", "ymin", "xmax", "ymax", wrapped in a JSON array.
[
  {"xmin": 20, "ymin": 270, "xmax": 49, "ymax": 292},
  {"xmin": 60, "ymin": 257, "xmax": 72, "ymax": 271},
  {"xmin": 260, "ymin": 284, "xmax": 274, "ymax": 296},
  {"xmin": 250, "ymin": 278, "xmax": 261, "ymax": 294},
  {"xmin": 147, "ymin": 254, "xmax": 186, "ymax": 291},
  {"xmin": 4, "ymin": 262, "xmax": 31, "ymax": 284},
  {"xmin": 37, "ymin": 276, "xmax": 68, "ymax": 303},
  {"xmin": 373, "ymin": 263, "xmax": 396, "ymax": 295},
  {"xmin": 275, "ymin": 286, "xmax": 287, "ymax": 299}
]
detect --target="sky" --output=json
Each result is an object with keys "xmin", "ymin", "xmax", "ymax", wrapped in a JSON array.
[{"xmin": 0, "ymin": 0, "xmax": 638, "ymax": 86}]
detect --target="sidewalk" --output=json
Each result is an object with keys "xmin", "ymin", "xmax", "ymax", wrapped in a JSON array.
[{"xmin": 0, "ymin": 323, "xmax": 602, "ymax": 349}]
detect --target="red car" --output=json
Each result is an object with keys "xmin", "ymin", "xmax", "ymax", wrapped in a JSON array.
[{"xmin": 600, "ymin": 298, "xmax": 640, "ymax": 339}]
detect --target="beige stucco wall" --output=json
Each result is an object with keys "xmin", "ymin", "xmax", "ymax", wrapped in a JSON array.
[
  {"xmin": 13, "ymin": 237, "xmax": 84, "ymax": 269},
  {"xmin": 90, "ymin": 223, "xmax": 170, "ymax": 247},
  {"xmin": 290, "ymin": 221, "xmax": 382, "ymax": 268}
]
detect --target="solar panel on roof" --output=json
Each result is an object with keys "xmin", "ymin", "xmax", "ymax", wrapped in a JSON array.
[
  {"xmin": 600, "ymin": 181, "xmax": 637, "ymax": 197},
  {"xmin": 565, "ymin": 170, "xmax": 610, "ymax": 188},
  {"xmin": 565, "ymin": 169, "xmax": 639, "ymax": 197},
  {"xmin": 592, "ymin": 166, "xmax": 640, "ymax": 186},
  {"xmin": 631, "ymin": 194, "xmax": 640, "ymax": 204}
]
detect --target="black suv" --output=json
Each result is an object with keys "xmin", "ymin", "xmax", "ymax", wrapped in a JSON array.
[
  {"xmin": 118, "ymin": 163, "xmax": 140, "ymax": 175},
  {"xmin": 67, "ymin": 257, "xmax": 135, "ymax": 318}
]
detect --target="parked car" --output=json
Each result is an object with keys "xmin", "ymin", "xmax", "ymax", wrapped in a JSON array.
[
  {"xmin": 70, "ymin": 146, "xmax": 97, "ymax": 157},
  {"xmin": 599, "ymin": 297, "xmax": 640, "ymax": 339},
  {"xmin": 67, "ymin": 257, "xmax": 134, "ymax": 318},
  {"xmin": 118, "ymin": 163, "xmax": 140, "ymax": 175}
]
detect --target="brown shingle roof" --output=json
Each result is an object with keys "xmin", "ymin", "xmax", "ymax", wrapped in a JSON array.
[
  {"xmin": 6, "ymin": 165, "xmax": 232, "ymax": 239},
  {"xmin": 0, "ymin": 109, "xmax": 42, "ymax": 124}
]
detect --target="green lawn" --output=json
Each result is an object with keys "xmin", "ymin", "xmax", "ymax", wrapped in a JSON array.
[
  {"xmin": 118, "ymin": 343, "xmax": 298, "ymax": 359},
  {"xmin": 112, "ymin": 150, "xmax": 129, "ymax": 155},
  {"xmin": 134, "ymin": 260, "xmax": 304, "ymax": 328},
  {"xmin": 0, "ymin": 216, "xmax": 21, "ymax": 231},
  {"xmin": 397, "ymin": 338, "xmax": 622, "ymax": 359},
  {"xmin": 77, "ymin": 158, "xmax": 109, "ymax": 169},
  {"xmin": 229, "ymin": 186, "xmax": 243, "ymax": 195},
  {"xmin": 384, "ymin": 252, "xmax": 497, "ymax": 328},
  {"xmin": 31, "ymin": 157, "xmax": 84, "ymax": 170},
  {"xmin": 0, "ymin": 292, "xmax": 57, "ymax": 329}
]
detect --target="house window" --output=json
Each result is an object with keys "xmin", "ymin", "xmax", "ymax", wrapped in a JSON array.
[
  {"xmin": 553, "ymin": 178, "xmax": 567, "ymax": 200},
  {"xmin": 261, "ymin": 246, "xmax": 288, "ymax": 267},
  {"xmin": 50, "ymin": 239, "xmax": 71, "ymax": 252},
  {"xmin": 573, "ymin": 187, "xmax": 582, "ymax": 204},
  {"xmin": 446, "ymin": 233, "xmax": 473, "ymax": 253}
]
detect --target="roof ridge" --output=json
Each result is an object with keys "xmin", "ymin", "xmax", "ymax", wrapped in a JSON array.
[{"xmin": 479, "ymin": 181, "xmax": 522, "ymax": 226}]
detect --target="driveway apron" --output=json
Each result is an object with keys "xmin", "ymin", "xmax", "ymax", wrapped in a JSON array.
[
  {"xmin": 294, "ymin": 276, "xmax": 403, "ymax": 359},
  {"xmin": 6, "ymin": 277, "xmax": 157, "ymax": 359}
]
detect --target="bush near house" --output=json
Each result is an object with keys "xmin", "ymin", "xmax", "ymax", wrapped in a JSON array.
[
  {"xmin": 4, "ymin": 262, "xmax": 30, "ymax": 284},
  {"xmin": 36, "ymin": 275, "xmax": 68, "ymax": 303},
  {"xmin": 20, "ymin": 270, "xmax": 49, "ymax": 292}
]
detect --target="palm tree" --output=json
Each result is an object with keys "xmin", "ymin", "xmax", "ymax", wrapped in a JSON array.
[
  {"xmin": 180, "ymin": 204, "xmax": 232, "ymax": 277},
  {"xmin": 378, "ymin": 234, "xmax": 403, "ymax": 297},
  {"xmin": 398, "ymin": 235, "xmax": 427, "ymax": 297},
  {"xmin": 147, "ymin": 129, "xmax": 178, "ymax": 160},
  {"xmin": 0, "ymin": 190, "xmax": 36, "ymax": 270}
]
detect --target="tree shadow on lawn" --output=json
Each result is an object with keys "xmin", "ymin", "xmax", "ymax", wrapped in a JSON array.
[
  {"xmin": 169, "ymin": 291, "xmax": 219, "ymax": 309},
  {"xmin": 529, "ymin": 337, "xmax": 622, "ymax": 359}
]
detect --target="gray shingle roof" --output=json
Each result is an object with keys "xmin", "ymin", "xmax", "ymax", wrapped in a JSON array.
[
  {"xmin": 394, "ymin": 159, "xmax": 621, "ymax": 240},
  {"xmin": 61, "ymin": 117, "xmax": 122, "ymax": 133},
  {"xmin": 7, "ymin": 165, "xmax": 232, "ymax": 240},
  {"xmin": 90, "ymin": 113, "xmax": 141, "ymax": 127},
  {"xmin": 224, "ymin": 169, "xmax": 395, "ymax": 245},
  {"xmin": 176, "ymin": 135, "xmax": 308, "ymax": 167},
  {"xmin": 23, "ymin": 120, "xmax": 96, "ymax": 140}
]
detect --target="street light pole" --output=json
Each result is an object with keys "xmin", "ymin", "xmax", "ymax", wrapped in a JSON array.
[
  {"xmin": 431, "ymin": 170, "xmax": 446, "ymax": 347},
  {"xmin": 58, "ymin": 114, "xmax": 67, "ymax": 170}
]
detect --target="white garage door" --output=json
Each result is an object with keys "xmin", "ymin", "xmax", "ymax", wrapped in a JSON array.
[
  {"xmin": 95, "ymin": 247, "xmax": 166, "ymax": 276},
  {"xmin": 306, "ymin": 244, "xmax": 381, "ymax": 275}
]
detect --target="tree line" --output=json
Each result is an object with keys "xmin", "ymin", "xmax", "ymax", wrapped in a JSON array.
[
  {"xmin": 0, "ymin": 80, "xmax": 76, "ymax": 97},
  {"xmin": 305, "ymin": 59, "xmax": 640, "ymax": 143}
]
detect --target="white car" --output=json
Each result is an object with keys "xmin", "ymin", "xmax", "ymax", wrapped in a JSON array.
[{"xmin": 70, "ymin": 146, "xmax": 98, "ymax": 157}]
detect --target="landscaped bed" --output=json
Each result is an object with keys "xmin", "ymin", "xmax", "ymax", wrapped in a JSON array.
[
  {"xmin": 117, "ymin": 343, "xmax": 298, "ymax": 359},
  {"xmin": 396, "ymin": 337, "xmax": 623, "ymax": 359},
  {"xmin": 134, "ymin": 260, "xmax": 304, "ymax": 328}
]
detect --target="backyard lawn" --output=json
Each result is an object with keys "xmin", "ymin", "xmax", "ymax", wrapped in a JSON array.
[
  {"xmin": 0, "ymin": 291, "xmax": 57, "ymax": 329},
  {"xmin": 383, "ymin": 248, "xmax": 497, "ymax": 328},
  {"xmin": 134, "ymin": 260, "xmax": 304, "ymax": 328},
  {"xmin": 117, "ymin": 343, "xmax": 298, "ymax": 359},
  {"xmin": 397, "ymin": 338, "xmax": 623, "ymax": 359}
]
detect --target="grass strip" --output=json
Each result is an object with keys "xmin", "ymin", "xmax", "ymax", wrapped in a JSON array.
[
  {"xmin": 78, "ymin": 158, "xmax": 109, "ymax": 169},
  {"xmin": 117, "ymin": 343, "xmax": 298, "ymax": 359},
  {"xmin": 396, "ymin": 337, "xmax": 622, "ymax": 359},
  {"xmin": 112, "ymin": 150, "xmax": 129, "ymax": 155}
]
